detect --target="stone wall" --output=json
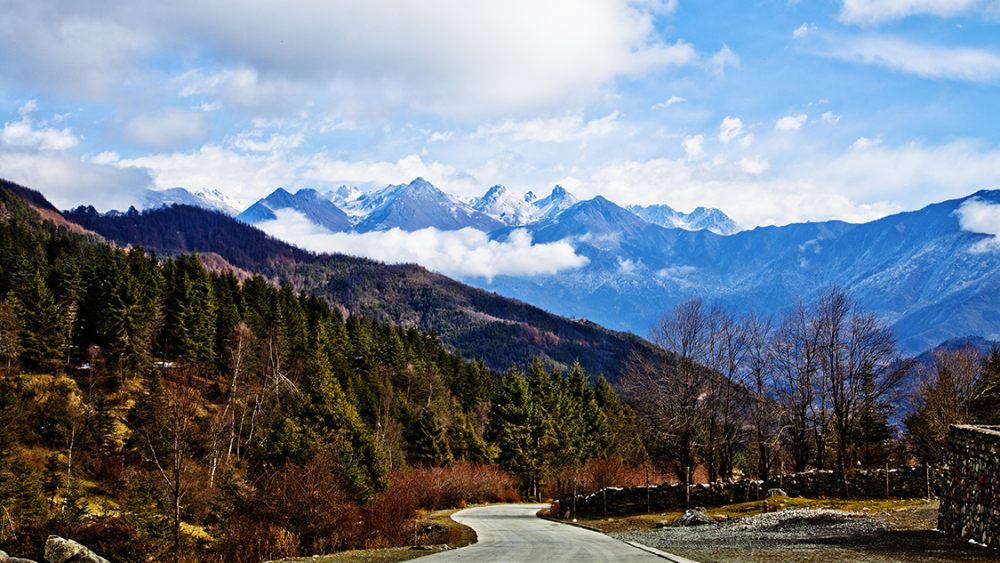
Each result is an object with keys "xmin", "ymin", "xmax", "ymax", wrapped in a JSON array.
[
  {"xmin": 558, "ymin": 465, "xmax": 942, "ymax": 518},
  {"xmin": 938, "ymin": 425, "xmax": 1000, "ymax": 548}
]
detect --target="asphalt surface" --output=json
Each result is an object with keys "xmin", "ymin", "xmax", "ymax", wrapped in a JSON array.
[{"xmin": 420, "ymin": 504, "xmax": 696, "ymax": 563}]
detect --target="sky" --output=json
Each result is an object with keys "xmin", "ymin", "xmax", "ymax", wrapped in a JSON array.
[{"xmin": 2, "ymin": 0, "xmax": 1000, "ymax": 229}]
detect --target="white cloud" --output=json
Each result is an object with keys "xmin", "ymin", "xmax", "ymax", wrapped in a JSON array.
[
  {"xmin": 124, "ymin": 108, "xmax": 207, "ymax": 150},
  {"xmin": 821, "ymin": 111, "xmax": 842, "ymax": 124},
  {"xmin": 793, "ymin": 23, "xmax": 817, "ymax": 38},
  {"xmin": 776, "ymin": 114, "xmax": 808, "ymax": 130},
  {"xmin": 683, "ymin": 135, "xmax": 706, "ymax": 160},
  {"xmin": 1, "ymin": 101, "xmax": 78, "ymax": 150},
  {"xmin": 0, "ymin": 148, "xmax": 152, "ymax": 211},
  {"xmin": 828, "ymin": 35, "xmax": 1000, "ymax": 82},
  {"xmin": 231, "ymin": 130, "xmax": 304, "ymax": 152},
  {"xmin": 477, "ymin": 112, "xmax": 619, "ymax": 143},
  {"xmin": 739, "ymin": 157, "xmax": 771, "ymax": 174},
  {"xmin": 955, "ymin": 198, "xmax": 1000, "ymax": 252},
  {"xmin": 718, "ymin": 116, "xmax": 745, "ymax": 143},
  {"xmin": 839, "ymin": 0, "xmax": 987, "ymax": 25},
  {"xmin": 256, "ymin": 210, "xmax": 589, "ymax": 280},
  {"xmin": 652, "ymin": 96, "xmax": 686, "ymax": 109},
  {"xmin": 708, "ymin": 44, "xmax": 739, "ymax": 77},
  {"xmin": 0, "ymin": 0, "xmax": 701, "ymax": 118}
]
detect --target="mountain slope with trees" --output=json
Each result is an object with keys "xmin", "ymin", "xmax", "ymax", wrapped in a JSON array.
[{"xmin": 65, "ymin": 200, "xmax": 650, "ymax": 381}]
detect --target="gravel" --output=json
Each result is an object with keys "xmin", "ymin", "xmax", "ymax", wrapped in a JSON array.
[{"xmin": 609, "ymin": 507, "xmax": 1000, "ymax": 563}]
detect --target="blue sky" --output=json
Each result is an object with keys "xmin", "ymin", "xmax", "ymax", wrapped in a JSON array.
[{"xmin": 2, "ymin": 0, "xmax": 1000, "ymax": 228}]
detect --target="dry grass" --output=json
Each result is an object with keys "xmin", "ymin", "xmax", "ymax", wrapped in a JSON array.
[{"xmin": 275, "ymin": 506, "xmax": 477, "ymax": 563}]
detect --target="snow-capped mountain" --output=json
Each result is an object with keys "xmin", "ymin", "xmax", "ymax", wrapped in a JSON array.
[
  {"xmin": 141, "ymin": 187, "xmax": 241, "ymax": 216},
  {"xmin": 353, "ymin": 178, "xmax": 504, "ymax": 232},
  {"xmin": 627, "ymin": 204, "xmax": 742, "ymax": 235},
  {"xmin": 236, "ymin": 187, "xmax": 352, "ymax": 232},
  {"xmin": 532, "ymin": 185, "xmax": 578, "ymax": 221},
  {"xmin": 475, "ymin": 190, "xmax": 1000, "ymax": 355},
  {"xmin": 470, "ymin": 185, "xmax": 539, "ymax": 226}
]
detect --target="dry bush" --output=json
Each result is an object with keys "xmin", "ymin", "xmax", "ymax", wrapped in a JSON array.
[
  {"xmin": 215, "ymin": 520, "xmax": 299, "ymax": 563},
  {"xmin": 548, "ymin": 457, "xmax": 652, "ymax": 498},
  {"xmin": 391, "ymin": 462, "xmax": 519, "ymax": 511}
]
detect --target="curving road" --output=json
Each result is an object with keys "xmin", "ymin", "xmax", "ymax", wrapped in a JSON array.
[{"xmin": 420, "ymin": 504, "xmax": 698, "ymax": 563}]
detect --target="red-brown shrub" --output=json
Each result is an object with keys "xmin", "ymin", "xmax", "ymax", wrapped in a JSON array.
[{"xmin": 389, "ymin": 462, "xmax": 519, "ymax": 512}]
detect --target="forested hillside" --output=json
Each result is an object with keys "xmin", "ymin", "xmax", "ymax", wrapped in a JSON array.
[
  {"xmin": 65, "ymin": 201, "xmax": 649, "ymax": 381},
  {"xmin": 0, "ymin": 181, "xmax": 646, "ymax": 562}
]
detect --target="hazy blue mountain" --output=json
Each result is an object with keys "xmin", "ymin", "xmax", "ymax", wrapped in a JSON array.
[
  {"xmin": 352, "ymin": 177, "xmax": 504, "ymax": 232},
  {"xmin": 236, "ymin": 187, "xmax": 352, "ymax": 232},
  {"xmin": 473, "ymin": 190, "xmax": 1000, "ymax": 355},
  {"xmin": 628, "ymin": 204, "xmax": 742, "ymax": 235}
]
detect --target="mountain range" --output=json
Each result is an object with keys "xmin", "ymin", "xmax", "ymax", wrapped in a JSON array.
[{"xmin": 58, "ymin": 177, "xmax": 1000, "ymax": 356}]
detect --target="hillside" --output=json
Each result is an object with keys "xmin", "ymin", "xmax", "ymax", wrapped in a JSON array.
[{"xmin": 63, "ymin": 200, "xmax": 651, "ymax": 380}]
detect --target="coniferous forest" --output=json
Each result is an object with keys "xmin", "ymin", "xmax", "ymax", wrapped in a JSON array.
[{"xmin": 0, "ymin": 182, "xmax": 647, "ymax": 562}]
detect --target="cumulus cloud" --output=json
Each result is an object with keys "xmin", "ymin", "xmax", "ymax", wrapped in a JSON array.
[
  {"xmin": 0, "ymin": 148, "xmax": 152, "ymax": 211},
  {"xmin": 821, "ymin": 111, "xmax": 842, "ymax": 124},
  {"xmin": 477, "ymin": 112, "xmax": 619, "ymax": 143},
  {"xmin": 739, "ymin": 157, "xmax": 770, "ymax": 174},
  {"xmin": 827, "ymin": 35, "xmax": 1000, "ymax": 82},
  {"xmin": 683, "ymin": 135, "xmax": 707, "ymax": 160},
  {"xmin": 718, "ymin": 117, "xmax": 745, "ymax": 143},
  {"xmin": 124, "ymin": 108, "xmax": 208, "ymax": 150},
  {"xmin": 256, "ymin": 209, "xmax": 589, "ymax": 280},
  {"xmin": 1, "ymin": 101, "xmax": 78, "ymax": 150},
  {"xmin": 955, "ymin": 198, "xmax": 1000, "ymax": 251},
  {"xmin": 839, "ymin": 0, "xmax": 987, "ymax": 25},
  {"xmin": 0, "ymin": 0, "xmax": 703, "ymax": 118},
  {"xmin": 775, "ymin": 114, "xmax": 808, "ymax": 130}
]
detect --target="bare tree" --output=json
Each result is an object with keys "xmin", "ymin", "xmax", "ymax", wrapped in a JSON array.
[
  {"xmin": 743, "ymin": 312, "xmax": 780, "ymax": 481},
  {"xmin": 904, "ymin": 347, "xmax": 981, "ymax": 464},
  {"xmin": 621, "ymin": 299, "xmax": 712, "ymax": 489},
  {"xmin": 812, "ymin": 287, "xmax": 910, "ymax": 482},
  {"xmin": 771, "ymin": 298, "xmax": 822, "ymax": 472}
]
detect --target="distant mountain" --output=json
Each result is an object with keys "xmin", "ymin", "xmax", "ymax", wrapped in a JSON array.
[
  {"xmin": 142, "ymin": 187, "xmax": 241, "ymax": 216},
  {"xmin": 58, "ymin": 197, "xmax": 649, "ymax": 380},
  {"xmin": 628, "ymin": 204, "xmax": 741, "ymax": 235},
  {"xmin": 532, "ymin": 185, "xmax": 578, "ymax": 221},
  {"xmin": 472, "ymin": 190, "xmax": 1000, "ymax": 355},
  {"xmin": 470, "ymin": 185, "xmax": 538, "ymax": 226},
  {"xmin": 351, "ymin": 177, "xmax": 504, "ymax": 232},
  {"xmin": 236, "ymin": 187, "xmax": 352, "ymax": 232}
]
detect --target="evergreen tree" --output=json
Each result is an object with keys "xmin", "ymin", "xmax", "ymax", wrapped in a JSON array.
[
  {"xmin": 265, "ymin": 337, "xmax": 388, "ymax": 501},
  {"xmin": 488, "ymin": 368, "xmax": 544, "ymax": 490},
  {"xmin": 407, "ymin": 409, "xmax": 453, "ymax": 467},
  {"xmin": 16, "ymin": 270, "xmax": 66, "ymax": 373}
]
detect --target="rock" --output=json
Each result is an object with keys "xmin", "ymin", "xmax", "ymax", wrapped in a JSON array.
[
  {"xmin": 767, "ymin": 488, "xmax": 788, "ymax": 498},
  {"xmin": 0, "ymin": 550, "xmax": 7, "ymax": 562},
  {"xmin": 674, "ymin": 509, "xmax": 716, "ymax": 527},
  {"xmin": 44, "ymin": 536, "xmax": 109, "ymax": 563}
]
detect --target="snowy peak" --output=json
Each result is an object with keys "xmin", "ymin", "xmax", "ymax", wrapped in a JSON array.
[
  {"xmin": 236, "ymin": 187, "xmax": 352, "ymax": 232},
  {"xmin": 141, "ymin": 187, "xmax": 241, "ymax": 216},
  {"xmin": 471, "ymin": 184, "xmax": 539, "ymax": 226},
  {"xmin": 627, "ymin": 203, "xmax": 741, "ymax": 235},
  {"xmin": 353, "ymin": 177, "xmax": 505, "ymax": 233},
  {"xmin": 533, "ymin": 185, "xmax": 578, "ymax": 220}
]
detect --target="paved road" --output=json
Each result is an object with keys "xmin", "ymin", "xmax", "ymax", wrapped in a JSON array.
[{"xmin": 421, "ymin": 504, "xmax": 697, "ymax": 563}]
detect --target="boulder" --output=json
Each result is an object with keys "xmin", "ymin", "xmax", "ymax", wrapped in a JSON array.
[
  {"xmin": 766, "ymin": 488, "xmax": 788, "ymax": 498},
  {"xmin": 674, "ymin": 509, "xmax": 716, "ymax": 527},
  {"xmin": 43, "ymin": 536, "xmax": 109, "ymax": 563}
]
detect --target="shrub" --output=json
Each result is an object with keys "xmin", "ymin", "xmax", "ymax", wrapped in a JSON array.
[{"xmin": 390, "ymin": 462, "xmax": 520, "ymax": 512}]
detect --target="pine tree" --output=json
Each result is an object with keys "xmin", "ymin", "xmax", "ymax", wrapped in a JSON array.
[
  {"xmin": 16, "ymin": 270, "xmax": 66, "ymax": 373},
  {"xmin": 488, "ymin": 368, "xmax": 544, "ymax": 490},
  {"xmin": 407, "ymin": 409, "xmax": 453, "ymax": 467}
]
